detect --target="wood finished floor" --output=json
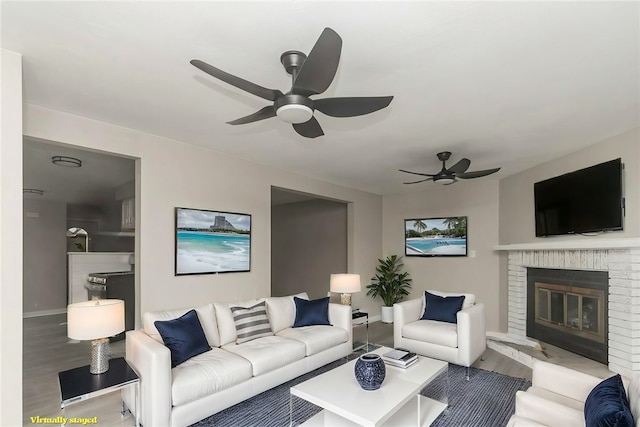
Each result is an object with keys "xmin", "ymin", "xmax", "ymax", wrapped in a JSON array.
[
  {"xmin": 24, "ymin": 315, "xmax": 611, "ymax": 426},
  {"xmin": 23, "ymin": 313, "xmax": 132, "ymax": 426}
]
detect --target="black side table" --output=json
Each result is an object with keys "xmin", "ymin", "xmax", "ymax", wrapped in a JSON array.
[
  {"xmin": 352, "ymin": 311, "xmax": 369, "ymax": 351},
  {"xmin": 58, "ymin": 357, "xmax": 140, "ymax": 426}
]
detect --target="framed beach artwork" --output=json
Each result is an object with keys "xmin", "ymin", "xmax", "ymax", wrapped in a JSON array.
[
  {"xmin": 404, "ymin": 216, "xmax": 468, "ymax": 257},
  {"xmin": 175, "ymin": 207, "xmax": 251, "ymax": 275}
]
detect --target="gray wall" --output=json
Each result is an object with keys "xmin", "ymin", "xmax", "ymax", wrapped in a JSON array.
[
  {"xmin": 23, "ymin": 198, "xmax": 67, "ymax": 314},
  {"xmin": 382, "ymin": 179, "xmax": 502, "ymax": 331},
  {"xmin": 22, "ymin": 103, "xmax": 383, "ymax": 321},
  {"xmin": 499, "ymin": 127, "xmax": 639, "ymax": 244},
  {"xmin": 497, "ymin": 127, "xmax": 640, "ymax": 331},
  {"xmin": 272, "ymin": 199, "xmax": 348, "ymax": 300}
]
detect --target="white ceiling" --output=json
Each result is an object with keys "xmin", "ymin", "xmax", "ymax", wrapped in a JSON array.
[{"xmin": 3, "ymin": 1, "xmax": 639, "ymax": 196}]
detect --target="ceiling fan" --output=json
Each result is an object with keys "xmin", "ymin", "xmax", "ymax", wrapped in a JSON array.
[
  {"xmin": 399, "ymin": 152, "xmax": 501, "ymax": 185},
  {"xmin": 190, "ymin": 27, "xmax": 393, "ymax": 138}
]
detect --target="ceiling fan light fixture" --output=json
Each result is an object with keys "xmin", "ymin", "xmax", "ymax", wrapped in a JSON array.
[
  {"xmin": 434, "ymin": 176, "xmax": 455, "ymax": 185},
  {"xmin": 23, "ymin": 188, "xmax": 44, "ymax": 196},
  {"xmin": 400, "ymin": 152, "xmax": 500, "ymax": 186},
  {"xmin": 191, "ymin": 28, "xmax": 393, "ymax": 137},
  {"xmin": 276, "ymin": 104, "xmax": 313, "ymax": 124},
  {"xmin": 52, "ymin": 155, "xmax": 82, "ymax": 167}
]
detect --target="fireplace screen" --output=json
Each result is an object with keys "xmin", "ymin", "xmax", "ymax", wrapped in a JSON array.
[{"xmin": 534, "ymin": 282, "xmax": 605, "ymax": 344}]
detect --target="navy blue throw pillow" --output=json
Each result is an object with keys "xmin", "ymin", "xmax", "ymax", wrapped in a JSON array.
[
  {"xmin": 293, "ymin": 297, "xmax": 331, "ymax": 327},
  {"xmin": 421, "ymin": 291, "xmax": 465, "ymax": 324},
  {"xmin": 154, "ymin": 309, "xmax": 211, "ymax": 368},
  {"xmin": 585, "ymin": 374, "xmax": 634, "ymax": 427}
]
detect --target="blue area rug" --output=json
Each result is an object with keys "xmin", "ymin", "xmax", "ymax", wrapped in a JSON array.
[
  {"xmin": 423, "ymin": 364, "xmax": 531, "ymax": 427},
  {"xmin": 190, "ymin": 350, "xmax": 530, "ymax": 427}
]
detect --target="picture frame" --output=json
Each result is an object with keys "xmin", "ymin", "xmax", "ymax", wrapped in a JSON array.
[
  {"xmin": 175, "ymin": 207, "xmax": 251, "ymax": 275},
  {"xmin": 404, "ymin": 216, "xmax": 468, "ymax": 257}
]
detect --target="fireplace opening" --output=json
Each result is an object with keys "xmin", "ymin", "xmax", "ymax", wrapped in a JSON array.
[
  {"xmin": 527, "ymin": 268, "xmax": 608, "ymax": 364},
  {"xmin": 535, "ymin": 282, "xmax": 605, "ymax": 343}
]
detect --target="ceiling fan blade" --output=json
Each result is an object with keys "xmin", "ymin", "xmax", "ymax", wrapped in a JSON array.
[
  {"xmin": 457, "ymin": 168, "xmax": 501, "ymax": 179},
  {"xmin": 226, "ymin": 106, "xmax": 276, "ymax": 125},
  {"xmin": 314, "ymin": 96, "xmax": 393, "ymax": 118},
  {"xmin": 191, "ymin": 59, "xmax": 283, "ymax": 101},
  {"xmin": 293, "ymin": 117, "xmax": 324, "ymax": 138},
  {"xmin": 403, "ymin": 178, "xmax": 433, "ymax": 184},
  {"xmin": 292, "ymin": 28, "xmax": 342, "ymax": 96},
  {"xmin": 447, "ymin": 158, "xmax": 471, "ymax": 174},
  {"xmin": 399, "ymin": 169, "xmax": 437, "ymax": 177}
]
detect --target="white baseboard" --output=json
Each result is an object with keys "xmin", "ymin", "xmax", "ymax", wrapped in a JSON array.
[{"xmin": 23, "ymin": 308, "xmax": 67, "ymax": 318}]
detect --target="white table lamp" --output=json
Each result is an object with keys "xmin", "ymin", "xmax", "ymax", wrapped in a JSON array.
[
  {"xmin": 330, "ymin": 274, "xmax": 361, "ymax": 306},
  {"xmin": 67, "ymin": 299, "xmax": 125, "ymax": 374}
]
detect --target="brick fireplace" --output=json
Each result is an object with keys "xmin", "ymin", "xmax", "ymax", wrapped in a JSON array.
[{"xmin": 495, "ymin": 239, "xmax": 640, "ymax": 376}]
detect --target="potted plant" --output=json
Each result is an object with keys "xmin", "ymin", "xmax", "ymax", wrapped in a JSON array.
[{"xmin": 366, "ymin": 255, "xmax": 412, "ymax": 323}]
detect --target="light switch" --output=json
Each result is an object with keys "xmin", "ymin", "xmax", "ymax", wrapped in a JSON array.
[{"xmin": 469, "ymin": 250, "xmax": 476, "ymax": 258}]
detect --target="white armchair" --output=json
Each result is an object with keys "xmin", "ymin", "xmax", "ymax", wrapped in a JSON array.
[
  {"xmin": 508, "ymin": 359, "xmax": 640, "ymax": 427},
  {"xmin": 393, "ymin": 290, "xmax": 486, "ymax": 376}
]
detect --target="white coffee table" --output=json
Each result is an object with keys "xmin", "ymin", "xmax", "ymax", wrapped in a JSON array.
[{"xmin": 290, "ymin": 347, "xmax": 448, "ymax": 427}]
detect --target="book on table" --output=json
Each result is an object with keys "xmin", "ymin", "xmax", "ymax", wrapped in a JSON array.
[
  {"xmin": 382, "ymin": 349, "xmax": 418, "ymax": 368},
  {"xmin": 384, "ymin": 357, "xmax": 418, "ymax": 368}
]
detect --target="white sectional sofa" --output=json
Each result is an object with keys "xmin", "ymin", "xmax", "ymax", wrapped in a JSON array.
[{"xmin": 123, "ymin": 293, "xmax": 352, "ymax": 427}]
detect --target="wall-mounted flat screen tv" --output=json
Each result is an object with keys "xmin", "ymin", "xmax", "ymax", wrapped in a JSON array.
[
  {"xmin": 405, "ymin": 217, "xmax": 467, "ymax": 257},
  {"xmin": 534, "ymin": 158, "xmax": 624, "ymax": 237}
]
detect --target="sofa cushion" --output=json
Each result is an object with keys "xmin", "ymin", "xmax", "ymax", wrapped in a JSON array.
[
  {"xmin": 277, "ymin": 325, "xmax": 348, "ymax": 356},
  {"xmin": 214, "ymin": 299, "xmax": 263, "ymax": 346},
  {"xmin": 584, "ymin": 374, "xmax": 634, "ymax": 427},
  {"xmin": 293, "ymin": 296, "xmax": 331, "ymax": 327},
  {"xmin": 526, "ymin": 386, "xmax": 585, "ymax": 412},
  {"xmin": 265, "ymin": 292, "xmax": 309, "ymax": 333},
  {"xmin": 514, "ymin": 388, "xmax": 586, "ymax": 427},
  {"xmin": 626, "ymin": 373, "xmax": 640, "ymax": 423},
  {"xmin": 154, "ymin": 310, "xmax": 211, "ymax": 368},
  {"xmin": 171, "ymin": 347, "xmax": 253, "ymax": 406},
  {"xmin": 231, "ymin": 301, "xmax": 274, "ymax": 344},
  {"xmin": 422, "ymin": 290, "xmax": 475, "ymax": 314},
  {"xmin": 402, "ymin": 319, "xmax": 458, "ymax": 348},
  {"xmin": 143, "ymin": 303, "xmax": 220, "ymax": 347},
  {"xmin": 421, "ymin": 291, "xmax": 465, "ymax": 323},
  {"xmin": 222, "ymin": 335, "xmax": 306, "ymax": 376},
  {"xmin": 507, "ymin": 415, "xmax": 548, "ymax": 427}
]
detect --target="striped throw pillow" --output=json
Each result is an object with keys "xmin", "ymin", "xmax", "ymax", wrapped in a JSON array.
[{"xmin": 231, "ymin": 301, "xmax": 274, "ymax": 344}]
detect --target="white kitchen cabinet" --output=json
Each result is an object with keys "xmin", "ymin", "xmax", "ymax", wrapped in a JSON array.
[{"xmin": 121, "ymin": 197, "xmax": 135, "ymax": 230}]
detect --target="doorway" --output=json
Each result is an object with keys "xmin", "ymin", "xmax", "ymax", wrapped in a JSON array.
[
  {"xmin": 271, "ymin": 187, "xmax": 348, "ymax": 300},
  {"xmin": 23, "ymin": 137, "xmax": 136, "ymax": 315}
]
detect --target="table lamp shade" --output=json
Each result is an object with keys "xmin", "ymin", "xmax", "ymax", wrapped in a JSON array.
[
  {"xmin": 330, "ymin": 274, "xmax": 361, "ymax": 293},
  {"xmin": 68, "ymin": 299, "xmax": 125, "ymax": 340}
]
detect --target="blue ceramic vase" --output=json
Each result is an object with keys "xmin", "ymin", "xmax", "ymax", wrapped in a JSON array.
[{"xmin": 354, "ymin": 353, "xmax": 386, "ymax": 390}]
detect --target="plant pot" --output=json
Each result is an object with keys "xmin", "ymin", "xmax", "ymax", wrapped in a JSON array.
[
  {"xmin": 381, "ymin": 306, "xmax": 394, "ymax": 323},
  {"xmin": 354, "ymin": 353, "xmax": 386, "ymax": 390}
]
